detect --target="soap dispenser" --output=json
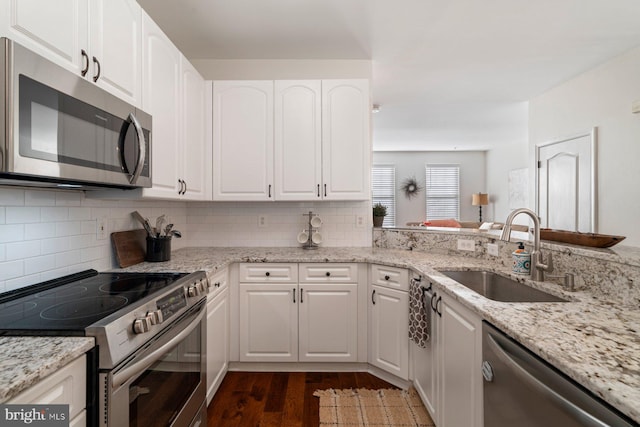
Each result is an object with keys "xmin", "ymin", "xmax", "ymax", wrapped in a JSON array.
[{"xmin": 512, "ymin": 242, "xmax": 531, "ymax": 275}]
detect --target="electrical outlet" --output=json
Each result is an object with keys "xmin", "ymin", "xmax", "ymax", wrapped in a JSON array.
[
  {"xmin": 258, "ymin": 215, "xmax": 267, "ymax": 228},
  {"xmin": 356, "ymin": 215, "xmax": 365, "ymax": 228},
  {"xmin": 97, "ymin": 217, "xmax": 108, "ymax": 240},
  {"xmin": 487, "ymin": 243, "xmax": 499, "ymax": 257},
  {"xmin": 457, "ymin": 239, "xmax": 475, "ymax": 252}
]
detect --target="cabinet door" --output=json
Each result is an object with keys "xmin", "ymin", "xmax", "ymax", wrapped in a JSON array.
[
  {"xmin": 1, "ymin": 0, "xmax": 89, "ymax": 75},
  {"xmin": 181, "ymin": 56, "xmax": 210, "ymax": 200},
  {"xmin": 298, "ymin": 283, "xmax": 358, "ymax": 362},
  {"xmin": 239, "ymin": 283, "xmax": 297, "ymax": 361},
  {"xmin": 206, "ymin": 288, "xmax": 229, "ymax": 405},
  {"xmin": 89, "ymin": 0, "xmax": 141, "ymax": 106},
  {"xmin": 274, "ymin": 80, "xmax": 322, "ymax": 200},
  {"xmin": 213, "ymin": 81, "xmax": 274, "ymax": 201},
  {"xmin": 439, "ymin": 295, "xmax": 483, "ymax": 427},
  {"xmin": 321, "ymin": 79, "xmax": 371, "ymax": 200},
  {"xmin": 141, "ymin": 12, "xmax": 181, "ymax": 199},
  {"xmin": 369, "ymin": 284, "xmax": 409, "ymax": 379},
  {"xmin": 411, "ymin": 291, "xmax": 438, "ymax": 422}
]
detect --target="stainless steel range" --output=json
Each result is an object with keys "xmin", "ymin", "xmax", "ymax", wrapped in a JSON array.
[{"xmin": 0, "ymin": 269, "xmax": 209, "ymax": 427}]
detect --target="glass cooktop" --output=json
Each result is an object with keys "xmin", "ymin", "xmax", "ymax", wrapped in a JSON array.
[{"xmin": 0, "ymin": 270, "xmax": 188, "ymax": 334}]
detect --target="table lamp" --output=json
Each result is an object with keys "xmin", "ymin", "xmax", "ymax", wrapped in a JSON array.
[{"xmin": 472, "ymin": 193, "xmax": 489, "ymax": 222}]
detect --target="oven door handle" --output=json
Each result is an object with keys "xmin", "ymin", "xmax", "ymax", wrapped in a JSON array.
[{"xmin": 112, "ymin": 304, "xmax": 205, "ymax": 390}]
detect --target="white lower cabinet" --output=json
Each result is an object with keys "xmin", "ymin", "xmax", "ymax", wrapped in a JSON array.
[
  {"xmin": 9, "ymin": 354, "xmax": 87, "ymax": 427},
  {"xmin": 369, "ymin": 265, "xmax": 409, "ymax": 380},
  {"xmin": 206, "ymin": 269, "xmax": 229, "ymax": 404},
  {"xmin": 238, "ymin": 263, "xmax": 359, "ymax": 363},
  {"xmin": 413, "ymin": 279, "xmax": 483, "ymax": 427}
]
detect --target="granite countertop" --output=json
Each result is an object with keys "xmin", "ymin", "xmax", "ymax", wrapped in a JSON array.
[
  {"xmin": 0, "ymin": 246, "xmax": 637, "ymax": 423},
  {"xmin": 121, "ymin": 246, "xmax": 640, "ymax": 423},
  {"xmin": 0, "ymin": 336, "xmax": 94, "ymax": 403}
]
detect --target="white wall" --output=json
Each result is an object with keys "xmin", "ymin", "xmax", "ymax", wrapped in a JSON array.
[
  {"xmin": 191, "ymin": 59, "xmax": 372, "ymax": 80},
  {"xmin": 485, "ymin": 140, "xmax": 530, "ymax": 223},
  {"xmin": 372, "ymin": 151, "xmax": 486, "ymax": 226},
  {"xmin": 529, "ymin": 45, "xmax": 640, "ymax": 246}
]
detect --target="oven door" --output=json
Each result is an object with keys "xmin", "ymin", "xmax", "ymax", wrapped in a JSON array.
[{"xmin": 101, "ymin": 300, "xmax": 206, "ymax": 427}]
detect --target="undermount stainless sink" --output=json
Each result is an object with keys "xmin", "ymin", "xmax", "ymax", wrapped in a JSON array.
[{"xmin": 439, "ymin": 270, "xmax": 568, "ymax": 303}]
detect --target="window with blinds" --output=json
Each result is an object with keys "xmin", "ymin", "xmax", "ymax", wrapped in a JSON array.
[
  {"xmin": 371, "ymin": 165, "xmax": 396, "ymax": 227},
  {"xmin": 425, "ymin": 165, "xmax": 460, "ymax": 220}
]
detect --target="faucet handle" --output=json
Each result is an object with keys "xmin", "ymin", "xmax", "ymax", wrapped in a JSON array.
[{"xmin": 538, "ymin": 251, "xmax": 553, "ymax": 273}]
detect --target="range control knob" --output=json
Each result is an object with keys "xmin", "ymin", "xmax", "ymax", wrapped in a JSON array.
[
  {"xmin": 147, "ymin": 309, "xmax": 164, "ymax": 325},
  {"xmin": 187, "ymin": 285, "xmax": 201, "ymax": 298},
  {"xmin": 197, "ymin": 280, "xmax": 207, "ymax": 293},
  {"xmin": 133, "ymin": 316, "xmax": 152, "ymax": 334}
]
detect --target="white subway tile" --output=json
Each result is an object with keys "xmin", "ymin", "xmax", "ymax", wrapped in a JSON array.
[
  {"xmin": 0, "ymin": 207, "xmax": 5, "ymax": 224},
  {"xmin": 6, "ymin": 207, "xmax": 41, "ymax": 224},
  {"xmin": 81, "ymin": 246, "xmax": 103, "ymax": 262},
  {"xmin": 25, "ymin": 254, "xmax": 56, "ymax": 275},
  {"xmin": 41, "ymin": 237, "xmax": 70, "ymax": 254},
  {"xmin": 0, "ymin": 224, "xmax": 25, "ymax": 243},
  {"xmin": 0, "ymin": 260, "xmax": 24, "ymax": 280},
  {"xmin": 5, "ymin": 241, "xmax": 41, "ymax": 261},
  {"xmin": 41, "ymin": 207, "xmax": 69, "ymax": 221},
  {"xmin": 0, "ymin": 188, "xmax": 25, "ymax": 206},
  {"xmin": 56, "ymin": 221, "xmax": 82, "ymax": 237},
  {"xmin": 56, "ymin": 250, "xmax": 82, "ymax": 268},
  {"xmin": 81, "ymin": 220, "xmax": 97, "ymax": 235},
  {"xmin": 25, "ymin": 190, "xmax": 56, "ymax": 206},
  {"xmin": 6, "ymin": 274, "xmax": 41, "ymax": 291},
  {"xmin": 55, "ymin": 191, "xmax": 82, "ymax": 206},
  {"xmin": 0, "ymin": 244, "xmax": 4, "ymax": 261},
  {"xmin": 68, "ymin": 207, "xmax": 91, "ymax": 221},
  {"xmin": 24, "ymin": 223, "xmax": 56, "ymax": 240}
]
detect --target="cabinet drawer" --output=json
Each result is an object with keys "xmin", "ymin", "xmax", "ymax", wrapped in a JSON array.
[
  {"xmin": 9, "ymin": 355, "xmax": 86, "ymax": 420},
  {"xmin": 371, "ymin": 264, "xmax": 409, "ymax": 291},
  {"xmin": 207, "ymin": 268, "xmax": 229, "ymax": 299},
  {"xmin": 299, "ymin": 263, "xmax": 358, "ymax": 283},
  {"xmin": 239, "ymin": 263, "xmax": 298, "ymax": 283}
]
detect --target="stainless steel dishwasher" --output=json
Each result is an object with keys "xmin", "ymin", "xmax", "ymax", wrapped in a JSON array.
[{"xmin": 482, "ymin": 321, "xmax": 637, "ymax": 427}]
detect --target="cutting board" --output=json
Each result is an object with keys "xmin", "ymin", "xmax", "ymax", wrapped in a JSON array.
[{"xmin": 111, "ymin": 229, "xmax": 147, "ymax": 267}]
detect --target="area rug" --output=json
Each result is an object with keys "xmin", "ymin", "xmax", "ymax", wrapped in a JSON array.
[{"xmin": 313, "ymin": 388, "xmax": 435, "ymax": 426}]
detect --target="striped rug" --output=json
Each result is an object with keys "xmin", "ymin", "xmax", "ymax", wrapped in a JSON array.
[{"xmin": 313, "ymin": 388, "xmax": 435, "ymax": 426}]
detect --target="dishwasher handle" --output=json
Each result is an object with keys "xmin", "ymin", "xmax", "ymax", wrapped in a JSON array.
[{"xmin": 486, "ymin": 333, "xmax": 611, "ymax": 427}]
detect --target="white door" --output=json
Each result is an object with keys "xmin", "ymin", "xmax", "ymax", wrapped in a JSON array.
[
  {"xmin": 537, "ymin": 129, "xmax": 596, "ymax": 232},
  {"xmin": 180, "ymin": 56, "xmax": 210, "ymax": 200},
  {"xmin": 206, "ymin": 288, "xmax": 229, "ymax": 405},
  {"xmin": 298, "ymin": 284, "xmax": 358, "ymax": 362},
  {"xmin": 239, "ymin": 284, "xmax": 298, "ymax": 362},
  {"xmin": 1, "ymin": 0, "xmax": 89, "ymax": 76},
  {"xmin": 322, "ymin": 79, "xmax": 371, "ymax": 200},
  {"xmin": 141, "ymin": 12, "xmax": 181, "ymax": 199},
  {"xmin": 89, "ymin": 0, "xmax": 141, "ymax": 106},
  {"xmin": 274, "ymin": 80, "xmax": 322, "ymax": 200},
  {"xmin": 439, "ymin": 296, "xmax": 482, "ymax": 427},
  {"xmin": 212, "ymin": 81, "xmax": 274, "ymax": 201},
  {"xmin": 369, "ymin": 285, "xmax": 409, "ymax": 379},
  {"xmin": 411, "ymin": 305, "xmax": 438, "ymax": 421}
]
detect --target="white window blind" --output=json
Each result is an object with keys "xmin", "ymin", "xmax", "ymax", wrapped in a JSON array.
[
  {"xmin": 371, "ymin": 165, "xmax": 396, "ymax": 227},
  {"xmin": 425, "ymin": 165, "xmax": 460, "ymax": 220}
]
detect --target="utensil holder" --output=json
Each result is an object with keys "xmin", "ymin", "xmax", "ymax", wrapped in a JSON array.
[{"xmin": 146, "ymin": 236, "xmax": 171, "ymax": 262}]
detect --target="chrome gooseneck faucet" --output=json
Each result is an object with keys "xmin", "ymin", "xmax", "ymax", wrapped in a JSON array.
[{"xmin": 500, "ymin": 208, "xmax": 553, "ymax": 281}]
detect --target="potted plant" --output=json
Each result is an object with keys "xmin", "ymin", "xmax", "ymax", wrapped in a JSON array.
[{"xmin": 373, "ymin": 203, "xmax": 387, "ymax": 227}]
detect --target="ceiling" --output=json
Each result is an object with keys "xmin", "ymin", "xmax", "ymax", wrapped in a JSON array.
[{"xmin": 138, "ymin": 0, "xmax": 640, "ymax": 151}]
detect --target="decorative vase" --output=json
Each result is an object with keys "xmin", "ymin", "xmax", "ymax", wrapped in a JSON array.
[{"xmin": 373, "ymin": 216, "xmax": 385, "ymax": 227}]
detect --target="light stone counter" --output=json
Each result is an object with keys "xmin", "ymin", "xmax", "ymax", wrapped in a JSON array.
[
  {"xmin": 0, "ymin": 336, "xmax": 94, "ymax": 403},
  {"xmin": 120, "ymin": 246, "xmax": 640, "ymax": 424}
]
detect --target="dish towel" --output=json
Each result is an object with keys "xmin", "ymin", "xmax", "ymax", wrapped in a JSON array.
[{"xmin": 409, "ymin": 277, "xmax": 430, "ymax": 347}]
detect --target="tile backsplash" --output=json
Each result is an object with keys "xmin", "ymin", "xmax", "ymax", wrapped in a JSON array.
[{"xmin": 0, "ymin": 188, "xmax": 372, "ymax": 292}]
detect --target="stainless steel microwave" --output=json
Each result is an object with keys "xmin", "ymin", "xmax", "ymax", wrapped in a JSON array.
[{"xmin": 0, "ymin": 38, "xmax": 151, "ymax": 190}]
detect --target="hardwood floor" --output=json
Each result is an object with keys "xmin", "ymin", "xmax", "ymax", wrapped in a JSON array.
[{"xmin": 207, "ymin": 371, "xmax": 398, "ymax": 426}]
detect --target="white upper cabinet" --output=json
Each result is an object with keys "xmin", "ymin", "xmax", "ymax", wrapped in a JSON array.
[
  {"xmin": 89, "ymin": 0, "xmax": 141, "ymax": 106},
  {"xmin": 180, "ymin": 58, "xmax": 210, "ymax": 200},
  {"xmin": 274, "ymin": 80, "xmax": 322, "ymax": 200},
  {"xmin": 212, "ymin": 81, "xmax": 274, "ymax": 201},
  {"xmin": 141, "ymin": 12, "xmax": 181, "ymax": 199},
  {"xmin": 322, "ymin": 79, "xmax": 371, "ymax": 200},
  {"xmin": 213, "ymin": 79, "xmax": 371, "ymax": 201},
  {"xmin": 0, "ymin": 0, "xmax": 142, "ymax": 107}
]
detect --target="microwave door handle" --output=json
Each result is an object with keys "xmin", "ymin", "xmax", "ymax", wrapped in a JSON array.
[
  {"xmin": 127, "ymin": 113, "xmax": 146, "ymax": 185},
  {"xmin": 112, "ymin": 305, "xmax": 205, "ymax": 390},
  {"xmin": 486, "ymin": 334, "xmax": 610, "ymax": 427}
]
